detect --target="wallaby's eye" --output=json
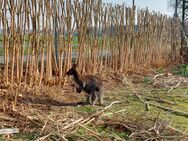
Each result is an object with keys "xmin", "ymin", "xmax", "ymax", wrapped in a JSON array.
[{"xmin": 72, "ymin": 64, "xmax": 77, "ymax": 69}]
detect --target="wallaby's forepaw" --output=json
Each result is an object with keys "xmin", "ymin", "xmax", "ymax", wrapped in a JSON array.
[{"xmin": 76, "ymin": 87, "xmax": 82, "ymax": 93}]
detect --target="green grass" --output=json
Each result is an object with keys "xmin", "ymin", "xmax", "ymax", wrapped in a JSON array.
[
  {"xmin": 13, "ymin": 132, "xmax": 38, "ymax": 141},
  {"xmin": 143, "ymin": 77, "xmax": 154, "ymax": 84},
  {"xmin": 172, "ymin": 64, "xmax": 188, "ymax": 77},
  {"xmin": 156, "ymin": 66, "xmax": 166, "ymax": 73},
  {"xmin": 106, "ymin": 86, "xmax": 188, "ymax": 128},
  {"xmin": 74, "ymin": 105, "xmax": 96, "ymax": 114},
  {"xmin": 65, "ymin": 84, "xmax": 188, "ymax": 140}
]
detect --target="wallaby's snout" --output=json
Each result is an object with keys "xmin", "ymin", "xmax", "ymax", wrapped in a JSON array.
[{"xmin": 66, "ymin": 71, "xmax": 71, "ymax": 75}]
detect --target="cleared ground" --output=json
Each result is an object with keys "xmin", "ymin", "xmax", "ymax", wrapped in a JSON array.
[{"xmin": 0, "ymin": 66, "xmax": 188, "ymax": 140}]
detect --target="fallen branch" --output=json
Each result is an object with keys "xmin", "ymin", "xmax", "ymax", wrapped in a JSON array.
[
  {"xmin": 40, "ymin": 120, "xmax": 48, "ymax": 134},
  {"xmin": 134, "ymin": 94, "xmax": 149, "ymax": 111},
  {"xmin": 0, "ymin": 128, "xmax": 19, "ymax": 135},
  {"xmin": 160, "ymin": 135, "xmax": 188, "ymax": 140},
  {"xmin": 81, "ymin": 101, "xmax": 120, "ymax": 124},
  {"xmin": 149, "ymin": 112, "xmax": 160, "ymax": 137},
  {"xmin": 167, "ymin": 125, "xmax": 187, "ymax": 135},
  {"xmin": 150, "ymin": 103, "xmax": 188, "ymax": 118},
  {"xmin": 129, "ymin": 130, "xmax": 152, "ymax": 140},
  {"xmin": 145, "ymin": 97, "xmax": 176, "ymax": 105},
  {"xmin": 0, "ymin": 115, "xmax": 17, "ymax": 121},
  {"xmin": 153, "ymin": 73, "xmax": 166, "ymax": 79}
]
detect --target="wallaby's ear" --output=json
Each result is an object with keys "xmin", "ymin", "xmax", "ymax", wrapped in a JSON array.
[{"xmin": 72, "ymin": 63, "xmax": 77, "ymax": 69}]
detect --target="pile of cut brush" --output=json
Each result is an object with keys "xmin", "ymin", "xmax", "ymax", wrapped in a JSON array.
[
  {"xmin": 0, "ymin": 85, "xmax": 187, "ymax": 141},
  {"xmin": 153, "ymin": 72, "xmax": 188, "ymax": 91}
]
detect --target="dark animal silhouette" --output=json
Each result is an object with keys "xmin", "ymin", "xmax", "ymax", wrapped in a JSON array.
[{"xmin": 66, "ymin": 64, "xmax": 104, "ymax": 106}]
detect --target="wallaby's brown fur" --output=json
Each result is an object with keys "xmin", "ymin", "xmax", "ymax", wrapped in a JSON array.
[{"xmin": 66, "ymin": 64, "xmax": 104, "ymax": 106}]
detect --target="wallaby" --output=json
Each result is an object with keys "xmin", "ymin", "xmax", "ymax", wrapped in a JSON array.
[{"xmin": 66, "ymin": 64, "xmax": 104, "ymax": 106}]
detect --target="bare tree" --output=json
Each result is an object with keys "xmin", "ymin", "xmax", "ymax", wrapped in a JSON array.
[{"xmin": 168, "ymin": 0, "xmax": 188, "ymax": 17}]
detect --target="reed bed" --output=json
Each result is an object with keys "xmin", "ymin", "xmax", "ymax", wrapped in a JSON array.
[{"xmin": 1, "ymin": 0, "xmax": 181, "ymax": 86}]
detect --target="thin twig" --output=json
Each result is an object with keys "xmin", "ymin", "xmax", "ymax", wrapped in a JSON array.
[
  {"xmin": 167, "ymin": 81, "xmax": 181, "ymax": 93},
  {"xmin": 78, "ymin": 123, "xmax": 102, "ymax": 141},
  {"xmin": 81, "ymin": 101, "xmax": 120, "ymax": 124},
  {"xmin": 63, "ymin": 117, "xmax": 84, "ymax": 130},
  {"xmin": 35, "ymin": 132, "xmax": 53, "ymax": 141},
  {"xmin": 153, "ymin": 73, "xmax": 166, "ymax": 79},
  {"xmin": 134, "ymin": 94, "xmax": 150, "ymax": 111}
]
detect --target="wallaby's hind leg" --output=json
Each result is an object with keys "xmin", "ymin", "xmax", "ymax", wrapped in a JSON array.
[
  {"xmin": 98, "ymin": 94, "xmax": 103, "ymax": 105},
  {"xmin": 97, "ymin": 88, "xmax": 104, "ymax": 105},
  {"xmin": 91, "ymin": 92, "xmax": 97, "ymax": 106},
  {"xmin": 86, "ymin": 93, "xmax": 96, "ymax": 106},
  {"xmin": 86, "ymin": 94, "xmax": 92, "ymax": 104}
]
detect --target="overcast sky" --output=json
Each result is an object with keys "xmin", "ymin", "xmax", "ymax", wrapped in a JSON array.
[{"xmin": 103, "ymin": 0, "xmax": 173, "ymax": 16}]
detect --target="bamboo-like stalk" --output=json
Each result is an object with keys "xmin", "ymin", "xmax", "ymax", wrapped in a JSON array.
[
  {"xmin": 2, "ymin": 0, "xmax": 9, "ymax": 84},
  {"xmin": 9, "ymin": 0, "xmax": 16, "ymax": 84},
  {"xmin": 1, "ymin": 0, "xmax": 182, "ymax": 86},
  {"xmin": 19, "ymin": 0, "xmax": 25, "ymax": 84},
  {"xmin": 15, "ymin": 0, "xmax": 23, "ymax": 83},
  {"xmin": 24, "ymin": 0, "xmax": 31, "ymax": 86},
  {"xmin": 39, "ymin": 0, "xmax": 45, "ymax": 85}
]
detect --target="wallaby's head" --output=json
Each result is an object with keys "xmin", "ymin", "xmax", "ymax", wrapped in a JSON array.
[{"xmin": 66, "ymin": 64, "xmax": 77, "ymax": 76}]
